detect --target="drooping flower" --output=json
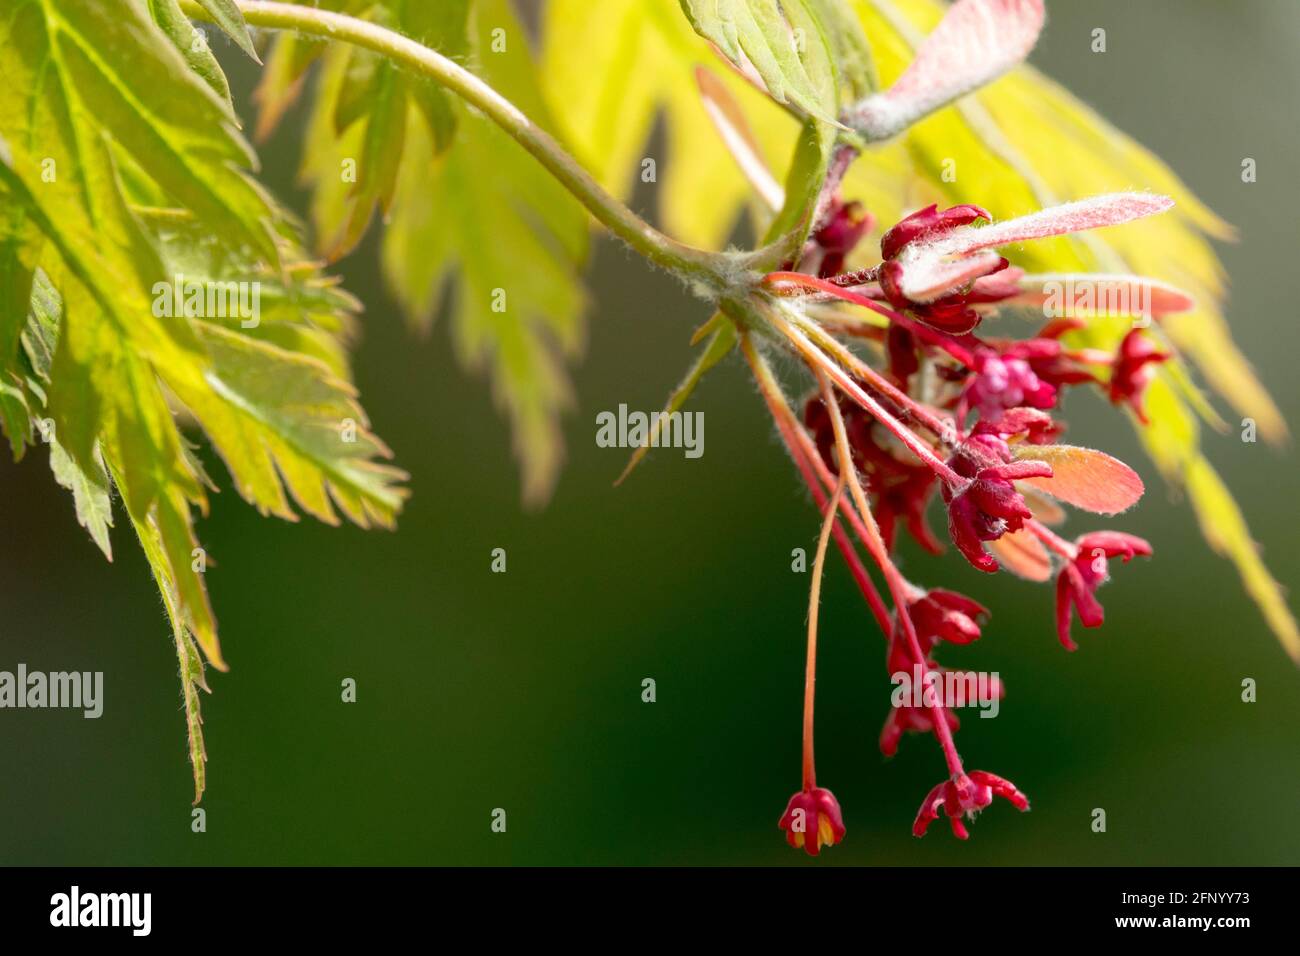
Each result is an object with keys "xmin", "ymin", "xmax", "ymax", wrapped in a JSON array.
[
  {"xmin": 1108, "ymin": 328, "xmax": 1169, "ymax": 424},
  {"xmin": 778, "ymin": 787, "xmax": 846, "ymax": 856},
  {"xmin": 909, "ymin": 587, "xmax": 989, "ymax": 648},
  {"xmin": 1056, "ymin": 530, "xmax": 1153, "ymax": 650},
  {"xmin": 913, "ymin": 771, "xmax": 1030, "ymax": 839},
  {"xmin": 880, "ymin": 588, "xmax": 998, "ymax": 756},
  {"xmin": 942, "ymin": 434, "xmax": 1053, "ymax": 572}
]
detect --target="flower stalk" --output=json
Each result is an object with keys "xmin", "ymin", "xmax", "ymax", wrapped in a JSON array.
[{"xmin": 803, "ymin": 470, "xmax": 844, "ymax": 790}]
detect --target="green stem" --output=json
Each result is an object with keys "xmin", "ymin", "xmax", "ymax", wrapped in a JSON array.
[{"xmin": 180, "ymin": 0, "xmax": 734, "ymax": 283}]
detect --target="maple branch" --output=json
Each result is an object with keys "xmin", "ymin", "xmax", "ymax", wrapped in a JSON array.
[{"xmin": 180, "ymin": 0, "xmax": 756, "ymax": 284}]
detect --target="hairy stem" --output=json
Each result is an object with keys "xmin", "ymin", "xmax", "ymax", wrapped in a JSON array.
[
  {"xmin": 785, "ymin": 308, "xmax": 953, "ymax": 439},
  {"xmin": 768, "ymin": 308, "xmax": 963, "ymax": 485},
  {"xmin": 179, "ymin": 0, "xmax": 737, "ymax": 283},
  {"xmin": 765, "ymin": 271, "xmax": 977, "ymax": 369},
  {"xmin": 742, "ymin": 333, "xmax": 892, "ymax": 632},
  {"xmin": 1027, "ymin": 518, "xmax": 1079, "ymax": 560}
]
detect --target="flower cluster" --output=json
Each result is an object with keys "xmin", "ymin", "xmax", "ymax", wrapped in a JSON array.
[{"xmin": 755, "ymin": 0, "xmax": 1176, "ymax": 856}]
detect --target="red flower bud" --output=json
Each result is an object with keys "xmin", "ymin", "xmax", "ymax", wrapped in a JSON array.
[
  {"xmin": 943, "ymin": 436, "xmax": 1053, "ymax": 572},
  {"xmin": 960, "ymin": 347, "xmax": 1057, "ymax": 425},
  {"xmin": 878, "ymin": 205, "xmax": 1011, "ymax": 334},
  {"xmin": 910, "ymin": 587, "xmax": 989, "ymax": 647},
  {"xmin": 1055, "ymin": 531, "xmax": 1152, "ymax": 650},
  {"xmin": 1108, "ymin": 328, "xmax": 1168, "ymax": 424},
  {"xmin": 813, "ymin": 200, "xmax": 874, "ymax": 278},
  {"xmin": 880, "ymin": 203, "xmax": 991, "ymax": 261}
]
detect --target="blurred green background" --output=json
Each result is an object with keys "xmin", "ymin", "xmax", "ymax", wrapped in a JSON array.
[{"xmin": 1, "ymin": 0, "xmax": 1297, "ymax": 866}]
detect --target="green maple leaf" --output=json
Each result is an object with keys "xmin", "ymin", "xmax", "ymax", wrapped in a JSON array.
[
  {"xmin": 677, "ymin": 0, "xmax": 843, "ymax": 125},
  {"xmin": 148, "ymin": 0, "xmax": 237, "ymax": 108},
  {"xmin": 288, "ymin": 0, "xmax": 590, "ymax": 506},
  {"xmin": 190, "ymin": 0, "xmax": 259, "ymax": 61},
  {"xmin": 0, "ymin": 0, "xmax": 408, "ymax": 800},
  {"xmin": 542, "ymin": 0, "xmax": 793, "ymax": 251}
]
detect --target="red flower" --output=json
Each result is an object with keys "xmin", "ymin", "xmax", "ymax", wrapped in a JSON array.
[
  {"xmin": 1014, "ymin": 319, "xmax": 1101, "ymax": 390},
  {"xmin": 881, "ymin": 203, "xmax": 992, "ymax": 261},
  {"xmin": 779, "ymin": 787, "xmax": 846, "ymax": 856},
  {"xmin": 972, "ymin": 406, "xmax": 1061, "ymax": 445},
  {"xmin": 812, "ymin": 200, "xmax": 874, "ymax": 278},
  {"xmin": 913, "ymin": 771, "xmax": 1030, "ymax": 839},
  {"xmin": 909, "ymin": 587, "xmax": 989, "ymax": 648},
  {"xmin": 1108, "ymin": 328, "xmax": 1168, "ymax": 424},
  {"xmin": 875, "ymin": 194, "xmax": 1176, "ymax": 336},
  {"xmin": 1002, "ymin": 332, "xmax": 1097, "ymax": 393},
  {"xmin": 878, "ymin": 204, "xmax": 1012, "ymax": 334},
  {"xmin": 959, "ymin": 346, "xmax": 1057, "ymax": 425},
  {"xmin": 942, "ymin": 435, "xmax": 1053, "ymax": 572},
  {"xmin": 1056, "ymin": 531, "xmax": 1153, "ymax": 650},
  {"xmin": 881, "ymin": 700, "xmax": 959, "ymax": 759},
  {"xmin": 879, "ymin": 589, "xmax": 998, "ymax": 756}
]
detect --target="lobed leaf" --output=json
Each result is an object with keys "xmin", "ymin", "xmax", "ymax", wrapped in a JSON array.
[
  {"xmin": 678, "ymin": 0, "xmax": 842, "ymax": 124},
  {"xmin": 0, "ymin": 0, "xmax": 410, "ymax": 780},
  {"xmin": 192, "ymin": 0, "xmax": 260, "ymax": 62},
  {"xmin": 295, "ymin": 0, "xmax": 589, "ymax": 505},
  {"xmin": 542, "ymin": 0, "xmax": 824, "ymax": 250},
  {"xmin": 147, "ymin": 0, "xmax": 235, "ymax": 108}
]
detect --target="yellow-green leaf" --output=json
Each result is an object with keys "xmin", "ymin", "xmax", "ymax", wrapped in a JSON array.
[
  {"xmin": 677, "ymin": 0, "xmax": 841, "ymax": 124},
  {"xmin": 148, "ymin": 0, "xmax": 234, "ymax": 108},
  {"xmin": 616, "ymin": 317, "xmax": 737, "ymax": 485},
  {"xmin": 193, "ymin": 0, "xmax": 260, "ymax": 63},
  {"xmin": 299, "ymin": 0, "xmax": 589, "ymax": 505}
]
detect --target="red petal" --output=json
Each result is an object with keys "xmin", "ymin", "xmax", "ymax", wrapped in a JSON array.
[
  {"xmin": 1055, "ymin": 572, "xmax": 1078, "ymax": 650},
  {"xmin": 1076, "ymin": 530, "xmax": 1153, "ymax": 561}
]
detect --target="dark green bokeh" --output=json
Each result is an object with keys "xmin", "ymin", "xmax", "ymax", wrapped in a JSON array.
[{"xmin": 1, "ymin": 0, "xmax": 1296, "ymax": 865}]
